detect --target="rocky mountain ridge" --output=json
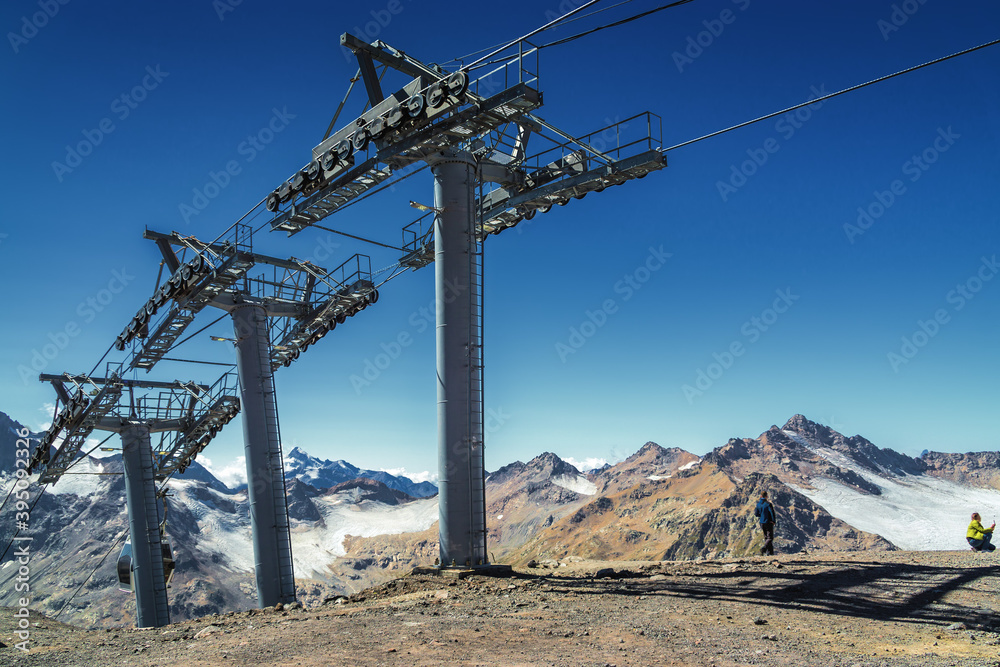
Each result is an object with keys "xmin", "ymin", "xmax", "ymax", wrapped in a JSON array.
[
  {"xmin": 277, "ymin": 446, "xmax": 438, "ymax": 498},
  {"xmin": 2, "ymin": 411, "xmax": 998, "ymax": 630}
]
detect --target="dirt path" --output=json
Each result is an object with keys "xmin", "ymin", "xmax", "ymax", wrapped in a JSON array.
[{"xmin": 3, "ymin": 551, "xmax": 999, "ymax": 666}]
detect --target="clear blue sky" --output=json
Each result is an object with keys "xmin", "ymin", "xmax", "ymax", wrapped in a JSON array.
[{"xmin": 2, "ymin": 0, "xmax": 998, "ymax": 480}]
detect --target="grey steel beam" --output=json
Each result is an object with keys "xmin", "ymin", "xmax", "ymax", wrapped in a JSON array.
[
  {"xmin": 39, "ymin": 374, "xmax": 210, "ymax": 392},
  {"xmin": 121, "ymin": 423, "xmax": 170, "ymax": 628},
  {"xmin": 50, "ymin": 380, "xmax": 70, "ymax": 405},
  {"xmin": 431, "ymin": 149, "xmax": 487, "ymax": 568},
  {"xmin": 154, "ymin": 238, "xmax": 181, "ymax": 273},
  {"xmin": 211, "ymin": 293, "xmax": 304, "ymax": 319},
  {"xmin": 230, "ymin": 304, "xmax": 296, "ymax": 607},
  {"xmin": 340, "ymin": 33, "xmax": 440, "ymax": 83},
  {"xmin": 356, "ymin": 51, "xmax": 385, "ymax": 106},
  {"xmin": 142, "ymin": 230, "xmax": 321, "ymax": 274}
]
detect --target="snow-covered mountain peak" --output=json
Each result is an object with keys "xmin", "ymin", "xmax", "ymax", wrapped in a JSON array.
[{"xmin": 283, "ymin": 447, "xmax": 436, "ymax": 498}]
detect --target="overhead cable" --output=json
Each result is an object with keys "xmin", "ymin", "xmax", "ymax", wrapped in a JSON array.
[
  {"xmin": 446, "ymin": 0, "xmax": 640, "ymax": 65},
  {"xmin": 665, "ymin": 38, "xmax": 1000, "ymax": 152}
]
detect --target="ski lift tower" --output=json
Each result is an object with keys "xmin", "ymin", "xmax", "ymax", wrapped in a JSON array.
[
  {"xmin": 263, "ymin": 34, "xmax": 666, "ymax": 568},
  {"xmin": 111, "ymin": 224, "xmax": 380, "ymax": 607},
  {"xmin": 28, "ymin": 366, "xmax": 240, "ymax": 628}
]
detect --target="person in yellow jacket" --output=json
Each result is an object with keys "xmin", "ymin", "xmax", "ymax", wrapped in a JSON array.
[{"xmin": 967, "ymin": 512, "xmax": 996, "ymax": 552}]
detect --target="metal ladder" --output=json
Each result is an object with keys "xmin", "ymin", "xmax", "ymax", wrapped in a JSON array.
[
  {"xmin": 467, "ymin": 190, "xmax": 487, "ymax": 566},
  {"xmin": 256, "ymin": 321, "xmax": 297, "ymax": 603}
]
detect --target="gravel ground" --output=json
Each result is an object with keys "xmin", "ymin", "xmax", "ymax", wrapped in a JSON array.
[{"xmin": 2, "ymin": 550, "xmax": 999, "ymax": 667}]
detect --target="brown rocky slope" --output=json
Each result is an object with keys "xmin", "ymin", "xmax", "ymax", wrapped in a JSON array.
[{"xmin": 4, "ymin": 550, "xmax": 1000, "ymax": 667}]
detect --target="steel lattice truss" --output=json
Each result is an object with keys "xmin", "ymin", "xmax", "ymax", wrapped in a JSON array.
[
  {"xmin": 29, "ymin": 367, "xmax": 239, "ymax": 483},
  {"xmin": 28, "ymin": 226, "xmax": 380, "ymax": 484},
  {"xmin": 263, "ymin": 34, "xmax": 665, "ymax": 266},
  {"xmin": 28, "ymin": 30, "xmax": 667, "ymax": 490},
  {"xmin": 117, "ymin": 227, "xmax": 378, "ymax": 373}
]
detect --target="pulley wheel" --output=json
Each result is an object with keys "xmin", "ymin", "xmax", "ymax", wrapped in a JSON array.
[
  {"xmin": 304, "ymin": 160, "xmax": 321, "ymax": 180},
  {"xmin": 266, "ymin": 192, "xmax": 281, "ymax": 212},
  {"xmin": 386, "ymin": 106, "xmax": 404, "ymax": 128},
  {"xmin": 277, "ymin": 181, "xmax": 292, "ymax": 203},
  {"xmin": 405, "ymin": 93, "xmax": 425, "ymax": 117},
  {"xmin": 334, "ymin": 139, "xmax": 352, "ymax": 162},
  {"xmin": 446, "ymin": 70, "xmax": 468, "ymax": 97},
  {"xmin": 427, "ymin": 83, "xmax": 446, "ymax": 108},
  {"xmin": 352, "ymin": 127, "xmax": 370, "ymax": 152},
  {"xmin": 368, "ymin": 116, "xmax": 386, "ymax": 138},
  {"xmin": 320, "ymin": 149, "xmax": 337, "ymax": 172}
]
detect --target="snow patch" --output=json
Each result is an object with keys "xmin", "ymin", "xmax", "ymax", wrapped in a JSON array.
[
  {"xmin": 47, "ymin": 457, "xmax": 110, "ymax": 497},
  {"xmin": 167, "ymin": 479, "xmax": 255, "ymax": 572},
  {"xmin": 679, "ymin": 459, "xmax": 700, "ymax": 471},
  {"xmin": 289, "ymin": 495, "xmax": 439, "ymax": 579},
  {"xmin": 551, "ymin": 474, "xmax": 597, "ymax": 496},
  {"xmin": 647, "ymin": 475, "xmax": 672, "ymax": 481},
  {"xmin": 790, "ymin": 474, "xmax": 1000, "ymax": 551},
  {"xmin": 779, "ymin": 430, "xmax": 1000, "ymax": 550}
]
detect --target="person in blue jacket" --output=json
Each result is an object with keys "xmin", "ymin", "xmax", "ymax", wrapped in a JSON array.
[{"xmin": 754, "ymin": 491, "xmax": 776, "ymax": 556}]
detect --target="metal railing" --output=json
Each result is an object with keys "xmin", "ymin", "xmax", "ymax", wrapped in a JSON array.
[
  {"xmin": 462, "ymin": 38, "xmax": 540, "ymax": 99},
  {"xmin": 524, "ymin": 111, "xmax": 663, "ymax": 171}
]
